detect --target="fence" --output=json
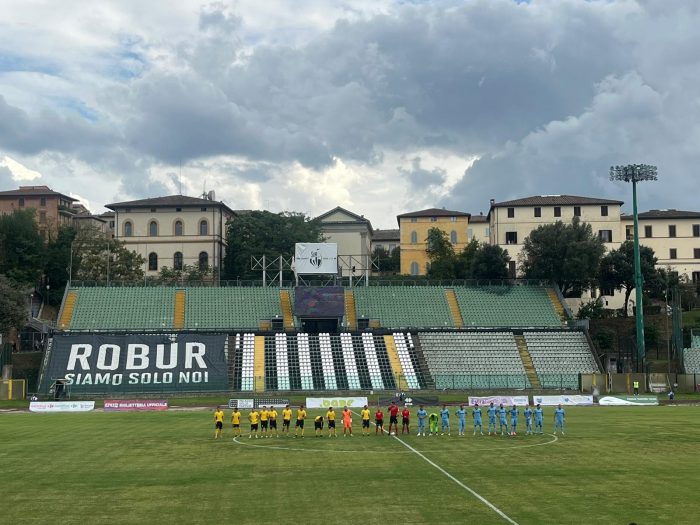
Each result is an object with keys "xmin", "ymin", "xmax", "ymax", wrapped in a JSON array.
[{"xmin": 0, "ymin": 379, "xmax": 26, "ymax": 400}]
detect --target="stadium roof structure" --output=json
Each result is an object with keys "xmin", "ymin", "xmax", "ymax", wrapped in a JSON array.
[
  {"xmin": 372, "ymin": 228, "xmax": 400, "ymax": 241},
  {"xmin": 491, "ymin": 195, "xmax": 624, "ymax": 208},
  {"xmin": 621, "ymin": 209, "xmax": 700, "ymax": 220},
  {"xmin": 105, "ymin": 195, "xmax": 236, "ymax": 215},
  {"xmin": 0, "ymin": 185, "xmax": 77, "ymax": 201},
  {"xmin": 397, "ymin": 207, "xmax": 470, "ymax": 221}
]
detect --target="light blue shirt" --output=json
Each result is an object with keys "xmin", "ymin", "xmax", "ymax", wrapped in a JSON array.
[
  {"xmin": 417, "ymin": 409, "xmax": 427, "ymax": 421},
  {"xmin": 440, "ymin": 408, "xmax": 450, "ymax": 420},
  {"xmin": 535, "ymin": 408, "xmax": 543, "ymax": 421},
  {"xmin": 524, "ymin": 408, "xmax": 533, "ymax": 421},
  {"xmin": 472, "ymin": 407, "xmax": 482, "ymax": 421},
  {"xmin": 555, "ymin": 408, "xmax": 565, "ymax": 421},
  {"xmin": 498, "ymin": 408, "xmax": 507, "ymax": 421},
  {"xmin": 487, "ymin": 406, "xmax": 497, "ymax": 420},
  {"xmin": 509, "ymin": 407, "xmax": 519, "ymax": 421},
  {"xmin": 456, "ymin": 408, "xmax": 467, "ymax": 421}
]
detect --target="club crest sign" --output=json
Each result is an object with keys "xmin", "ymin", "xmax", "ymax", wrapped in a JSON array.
[{"xmin": 295, "ymin": 243, "xmax": 338, "ymax": 275}]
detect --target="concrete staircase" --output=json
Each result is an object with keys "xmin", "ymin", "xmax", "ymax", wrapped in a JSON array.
[
  {"xmin": 344, "ymin": 290, "xmax": 357, "ymax": 330},
  {"xmin": 445, "ymin": 289, "xmax": 464, "ymax": 327},
  {"xmin": 515, "ymin": 335, "xmax": 541, "ymax": 389},
  {"xmin": 58, "ymin": 291, "xmax": 78, "ymax": 330},
  {"xmin": 279, "ymin": 290, "xmax": 295, "ymax": 331},
  {"xmin": 383, "ymin": 335, "xmax": 408, "ymax": 390},
  {"xmin": 547, "ymin": 288, "xmax": 568, "ymax": 324},
  {"xmin": 173, "ymin": 290, "xmax": 186, "ymax": 329}
]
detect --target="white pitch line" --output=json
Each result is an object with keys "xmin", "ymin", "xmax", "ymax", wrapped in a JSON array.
[{"xmin": 352, "ymin": 410, "xmax": 520, "ymax": 525}]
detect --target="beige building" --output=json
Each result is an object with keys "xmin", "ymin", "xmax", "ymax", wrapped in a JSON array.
[
  {"xmin": 106, "ymin": 195, "xmax": 235, "ymax": 276},
  {"xmin": 468, "ymin": 213, "xmax": 490, "ymax": 244},
  {"xmin": 316, "ymin": 206, "xmax": 373, "ymax": 276},
  {"xmin": 0, "ymin": 185, "xmax": 77, "ymax": 240},
  {"xmin": 398, "ymin": 208, "xmax": 471, "ymax": 275},
  {"xmin": 488, "ymin": 195, "xmax": 624, "ymax": 277},
  {"xmin": 622, "ymin": 209, "xmax": 700, "ymax": 284},
  {"xmin": 371, "ymin": 229, "xmax": 400, "ymax": 254}
]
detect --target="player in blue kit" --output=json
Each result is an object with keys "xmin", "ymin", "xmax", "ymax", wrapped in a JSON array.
[
  {"xmin": 416, "ymin": 405, "xmax": 427, "ymax": 437},
  {"xmin": 455, "ymin": 405, "xmax": 467, "ymax": 436},
  {"xmin": 439, "ymin": 405, "xmax": 451, "ymax": 436},
  {"xmin": 534, "ymin": 404, "xmax": 544, "ymax": 434},
  {"xmin": 524, "ymin": 405, "xmax": 533, "ymax": 435},
  {"xmin": 472, "ymin": 403, "xmax": 483, "ymax": 435},
  {"xmin": 498, "ymin": 404, "xmax": 508, "ymax": 436},
  {"xmin": 508, "ymin": 404, "xmax": 519, "ymax": 436},
  {"xmin": 554, "ymin": 404, "xmax": 566, "ymax": 435},
  {"xmin": 487, "ymin": 402, "xmax": 497, "ymax": 435}
]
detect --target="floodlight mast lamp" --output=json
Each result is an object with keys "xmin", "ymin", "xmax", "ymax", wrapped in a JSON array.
[{"xmin": 610, "ymin": 164, "xmax": 658, "ymax": 370}]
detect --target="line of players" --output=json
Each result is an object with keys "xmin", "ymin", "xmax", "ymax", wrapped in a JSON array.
[{"xmin": 213, "ymin": 401, "xmax": 566, "ymax": 439}]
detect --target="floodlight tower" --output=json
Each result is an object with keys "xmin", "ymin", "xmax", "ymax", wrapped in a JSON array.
[{"xmin": 610, "ymin": 164, "xmax": 658, "ymax": 370}]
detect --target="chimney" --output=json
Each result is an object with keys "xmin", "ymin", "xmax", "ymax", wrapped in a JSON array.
[{"xmin": 489, "ymin": 199, "xmax": 495, "ymax": 206}]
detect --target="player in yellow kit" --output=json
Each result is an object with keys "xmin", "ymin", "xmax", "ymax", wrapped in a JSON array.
[
  {"xmin": 231, "ymin": 407, "xmax": 242, "ymax": 437},
  {"xmin": 248, "ymin": 408, "xmax": 260, "ymax": 439},
  {"xmin": 282, "ymin": 405, "xmax": 293, "ymax": 436},
  {"xmin": 360, "ymin": 405, "xmax": 371, "ymax": 436},
  {"xmin": 294, "ymin": 404, "xmax": 307, "ymax": 438},
  {"xmin": 326, "ymin": 406, "xmax": 337, "ymax": 437},
  {"xmin": 214, "ymin": 406, "xmax": 224, "ymax": 439},
  {"xmin": 260, "ymin": 406, "xmax": 269, "ymax": 438},
  {"xmin": 268, "ymin": 406, "xmax": 278, "ymax": 437}
]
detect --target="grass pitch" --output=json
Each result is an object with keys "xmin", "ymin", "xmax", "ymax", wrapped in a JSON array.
[{"xmin": 2, "ymin": 405, "xmax": 699, "ymax": 524}]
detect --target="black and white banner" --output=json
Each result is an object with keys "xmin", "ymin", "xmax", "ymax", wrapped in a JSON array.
[{"xmin": 44, "ymin": 333, "xmax": 228, "ymax": 394}]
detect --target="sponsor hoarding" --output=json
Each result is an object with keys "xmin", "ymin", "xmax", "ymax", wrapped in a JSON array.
[
  {"xmin": 104, "ymin": 399, "xmax": 168, "ymax": 412},
  {"xmin": 228, "ymin": 399, "xmax": 254, "ymax": 409},
  {"xmin": 533, "ymin": 395, "xmax": 594, "ymax": 406},
  {"xmin": 30, "ymin": 401, "xmax": 95, "ymax": 412},
  {"xmin": 294, "ymin": 243, "xmax": 338, "ymax": 275},
  {"xmin": 468, "ymin": 395, "xmax": 529, "ymax": 406},
  {"xmin": 306, "ymin": 396, "xmax": 368, "ymax": 408},
  {"xmin": 598, "ymin": 396, "xmax": 659, "ymax": 406},
  {"xmin": 43, "ymin": 333, "xmax": 229, "ymax": 394}
]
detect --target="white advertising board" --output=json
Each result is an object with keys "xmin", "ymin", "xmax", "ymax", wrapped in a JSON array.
[
  {"xmin": 29, "ymin": 401, "xmax": 95, "ymax": 412},
  {"xmin": 294, "ymin": 243, "xmax": 338, "ymax": 275},
  {"xmin": 306, "ymin": 396, "xmax": 368, "ymax": 409},
  {"xmin": 533, "ymin": 395, "xmax": 594, "ymax": 406},
  {"xmin": 468, "ymin": 396, "xmax": 529, "ymax": 406}
]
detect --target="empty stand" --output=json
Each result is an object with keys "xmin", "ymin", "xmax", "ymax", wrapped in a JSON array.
[
  {"xmin": 275, "ymin": 333, "xmax": 291, "ymax": 390},
  {"xmin": 418, "ymin": 331, "xmax": 530, "ymax": 389},
  {"xmin": 455, "ymin": 286, "xmax": 561, "ymax": 327},
  {"xmin": 296, "ymin": 333, "xmax": 315, "ymax": 390},
  {"xmin": 524, "ymin": 331, "xmax": 598, "ymax": 389},
  {"xmin": 353, "ymin": 287, "xmax": 454, "ymax": 328},
  {"xmin": 185, "ymin": 287, "xmax": 284, "ymax": 329},
  {"xmin": 264, "ymin": 335, "xmax": 278, "ymax": 390},
  {"xmin": 683, "ymin": 348, "xmax": 700, "ymax": 373},
  {"xmin": 392, "ymin": 333, "xmax": 422, "ymax": 389},
  {"xmin": 318, "ymin": 333, "xmax": 338, "ymax": 390},
  {"xmin": 360, "ymin": 333, "xmax": 384, "ymax": 390},
  {"xmin": 240, "ymin": 333, "xmax": 255, "ymax": 391},
  {"xmin": 341, "ymin": 333, "xmax": 361, "ymax": 390}
]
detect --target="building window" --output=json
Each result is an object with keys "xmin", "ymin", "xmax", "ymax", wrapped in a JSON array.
[
  {"xmin": 693, "ymin": 224, "xmax": 700, "ymax": 237},
  {"xmin": 644, "ymin": 225, "xmax": 652, "ymax": 238},
  {"xmin": 693, "ymin": 272, "xmax": 700, "ymax": 284},
  {"xmin": 601, "ymin": 205, "xmax": 608, "ymax": 216},
  {"xmin": 150, "ymin": 208, "xmax": 156, "ymax": 212},
  {"xmin": 410, "ymin": 217, "xmax": 417, "ymax": 223},
  {"xmin": 174, "ymin": 251, "xmax": 183, "ymax": 270},
  {"xmin": 201, "ymin": 207, "xmax": 207, "ymax": 212},
  {"xmin": 18, "ymin": 197, "xmax": 24, "ymax": 207},
  {"xmin": 507, "ymin": 207, "xmax": 515, "ymax": 218},
  {"xmin": 669, "ymin": 248, "xmax": 677, "ymax": 260},
  {"xmin": 410, "ymin": 262, "xmax": 419, "ymax": 275},
  {"xmin": 109, "ymin": 221, "xmax": 115, "ymax": 228},
  {"xmin": 430, "ymin": 217, "xmax": 437, "ymax": 222},
  {"xmin": 554, "ymin": 206, "xmax": 561, "ymax": 217},
  {"xmin": 467, "ymin": 228, "xmax": 474, "ymax": 240},
  {"xmin": 39, "ymin": 211, "xmax": 46, "ymax": 224},
  {"xmin": 198, "ymin": 251, "xmax": 209, "ymax": 271},
  {"xmin": 534, "ymin": 207, "xmax": 541, "ymax": 218},
  {"xmin": 410, "ymin": 231, "xmax": 417, "ymax": 244},
  {"xmin": 176, "ymin": 207, "xmax": 182, "ymax": 212},
  {"xmin": 450, "ymin": 230, "xmax": 457, "ymax": 244},
  {"xmin": 149, "ymin": 221, "xmax": 158, "ymax": 236},
  {"xmin": 174, "ymin": 220, "xmax": 184, "ymax": 236},
  {"xmin": 123, "ymin": 221, "xmax": 133, "ymax": 237},
  {"xmin": 148, "ymin": 252, "xmax": 158, "ymax": 271},
  {"xmin": 574, "ymin": 206, "xmax": 581, "ymax": 217},
  {"xmin": 669, "ymin": 225, "xmax": 676, "ymax": 238},
  {"xmin": 601, "ymin": 286, "xmax": 615, "ymax": 296},
  {"xmin": 599, "ymin": 230, "xmax": 613, "ymax": 243},
  {"xmin": 626, "ymin": 226, "xmax": 633, "ymax": 240},
  {"xmin": 40, "ymin": 197, "xmax": 46, "ymax": 207},
  {"xmin": 505, "ymin": 232, "xmax": 518, "ymax": 245},
  {"xmin": 450, "ymin": 216, "xmax": 456, "ymax": 222},
  {"xmin": 199, "ymin": 220, "xmax": 208, "ymax": 235},
  {"xmin": 508, "ymin": 261, "xmax": 516, "ymax": 278},
  {"xmin": 694, "ymin": 248, "xmax": 700, "ymax": 259}
]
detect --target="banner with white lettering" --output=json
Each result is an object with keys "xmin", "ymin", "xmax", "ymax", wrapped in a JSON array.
[
  {"xmin": 294, "ymin": 243, "xmax": 338, "ymax": 275},
  {"xmin": 598, "ymin": 396, "xmax": 659, "ymax": 406},
  {"xmin": 30, "ymin": 401, "xmax": 95, "ymax": 412},
  {"xmin": 42, "ymin": 333, "xmax": 228, "ymax": 394},
  {"xmin": 306, "ymin": 396, "xmax": 368, "ymax": 408},
  {"xmin": 533, "ymin": 395, "xmax": 594, "ymax": 406},
  {"xmin": 468, "ymin": 395, "xmax": 529, "ymax": 406},
  {"xmin": 104, "ymin": 400, "xmax": 169, "ymax": 412}
]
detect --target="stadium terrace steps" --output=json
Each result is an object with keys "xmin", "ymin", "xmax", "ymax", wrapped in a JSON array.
[
  {"xmin": 515, "ymin": 335, "xmax": 541, "ymax": 389},
  {"xmin": 344, "ymin": 290, "xmax": 358, "ymax": 330},
  {"xmin": 547, "ymin": 288, "xmax": 569, "ymax": 324},
  {"xmin": 383, "ymin": 335, "xmax": 406, "ymax": 390},
  {"xmin": 445, "ymin": 289, "xmax": 464, "ymax": 328},
  {"xmin": 173, "ymin": 290, "xmax": 186, "ymax": 329},
  {"xmin": 279, "ymin": 290, "xmax": 295, "ymax": 331},
  {"xmin": 184, "ymin": 287, "xmax": 284, "ymax": 330},
  {"xmin": 455, "ymin": 286, "xmax": 561, "ymax": 328},
  {"xmin": 254, "ymin": 336, "xmax": 266, "ymax": 392},
  {"xmin": 523, "ymin": 331, "xmax": 599, "ymax": 389},
  {"xmin": 683, "ymin": 348, "xmax": 700, "ymax": 373},
  {"xmin": 353, "ymin": 287, "xmax": 454, "ymax": 329},
  {"xmin": 58, "ymin": 291, "xmax": 78, "ymax": 330}
]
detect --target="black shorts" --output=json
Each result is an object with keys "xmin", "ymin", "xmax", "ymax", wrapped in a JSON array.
[
  {"xmin": 375, "ymin": 419, "xmax": 383, "ymax": 426},
  {"xmin": 328, "ymin": 420, "xmax": 336, "ymax": 428},
  {"xmin": 295, "ymin": 420, "xmax": 304, "ymax": 428},
  {"xmin": 402, "ymin": 417, "xmax": 409, "ymax": 425},
  {"xmin": 269, "ymin": 420, "xmax": 277, "ymax": 429},
  {"xmin": 215, "ymin": 421, "xmax": 223, "ymax": 430},
  {"xmin": 314, "ymin": 421, "xmax": 323, "ymax": 430},
  {"xmin": 261, "ymin": 421, "xmax": 268, "ymax": 429},
  {"xmin": 251, "ymin": 423, "xmax": 258, "ymax": 431},
  {"xmin": 362, "ymin": 420, "xmax": 370, "ymax": 428},
  {"xmin": 232, "ymin": 423, "xmax": 240, "ymax": 428},
  {"xmin": 283, "ymin": 419, "xmax": 291, "ymax": 428},
  {"xmin": 390, "ymin": 415, "xmax": 398, "ymax": 424}
]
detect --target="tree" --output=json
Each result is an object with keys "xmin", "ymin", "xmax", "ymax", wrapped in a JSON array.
[
  {"xmin": 599, "ymin": 241, "xmax": 658, "ymax": 317},
  {"xmin": 373, "ymin": 246, "xmax": 400, "ymax": 274},
  {"xmin": 455, "ymin": 239, "xmax": 480, "ymax": 279},
  {"xmin": 44, "ymin": 226, "xmax": 77, "ymax": 305},
  {"xmin": 0, "ymin": 275, "xmax": 27, "ymax": 336},
  {"xmin": 155, "ymin": 264, "xmax": 213, "ymax": 284},
  {"xmin": 426, "ymin": 228, "xmax": 456, "ymax": 278},
  {"xmin": 72, "ymin": 226, "xmax": 145, "ymax": 282},
  {"xmin": 222, "ymin": 211, "xmax": 324, "ymax": 280},
  {"xmin": 0, "ymin": 209, "xmax": 45, "ymax": 284},
  {"xmin": 520, "ymin": 218, "xmax": 605, "ymax": 296},
  {"xmin": 470, "ymin": 244, "xmax": 510, "ymax": 280},
  {"xmin": 576, "ymin": 298, "xmax": 607, "ymax": 320}
]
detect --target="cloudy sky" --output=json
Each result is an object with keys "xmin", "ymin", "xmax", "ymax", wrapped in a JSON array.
[{"xmin": 1, "ymin": 0, "xmax": 698, "ymax": 227}]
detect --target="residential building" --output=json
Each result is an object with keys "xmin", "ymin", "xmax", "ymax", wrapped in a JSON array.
[
  {"xmin": 105, "ymin": 194, "xmax": 235, "ymax": 276},
  {"xmin": 468, "ymin": 213, "xmax": 490, "ymax": 244},
  {"xmin": 0, "ymin": 185, "xmax": 77, "ymax": 239},
  {"xmin": 397, "ymin": 208, "xmax": 470, "ymax": 275},
  {"xmin": 371, "ymin": 228, "xmax": 400, "ymax": 254},
  {"xmin": 316, "ymin": 206, "xmax": 372, "ymax": 276}
]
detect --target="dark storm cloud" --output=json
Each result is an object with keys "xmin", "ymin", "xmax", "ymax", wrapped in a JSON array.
[{"xmin": 398, "ymin": 157, "xmax": 446, "ymax": 187}]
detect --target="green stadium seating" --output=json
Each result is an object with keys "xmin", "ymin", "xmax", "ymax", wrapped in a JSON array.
[
  {"xmin": 524, "ymin": 331, "xmax": 598, "ymax": 388},
  {"xmin": 455, "ymin": 286, "xmax": 561, "ymax": 327},
  {"xmin": 683, "ymin": 348, "xmax": 700, "ymax": 373},
  {"xmin": 353, "ymin": 287, "xmax": 454, "ymax": 328},
  {"xmin": 692, "ymin": 335, "xmax": 700, "ymax": 348},
  {"xmin": 184, "ymin": 287, "xmax": 283, "ymax": 329}
]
